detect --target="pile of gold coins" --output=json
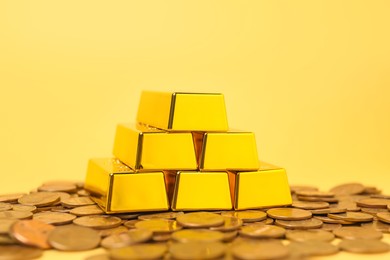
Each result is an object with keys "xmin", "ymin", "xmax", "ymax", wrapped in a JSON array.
[
  {"xmin": 1, "ymin": 182, "xmax": 390, "ymax": 259},
  {"xmin": 85, "ymin": 91, "xmax": 292, "ymax": 213}
]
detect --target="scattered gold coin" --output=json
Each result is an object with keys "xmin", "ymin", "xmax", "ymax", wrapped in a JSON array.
[
  {"xmin": 176, "ymin": 212, "xmax": 224, "ymax": 228},
  {"xmin": 48, "ymin": 225, "xmax": 101, "ymax": 251}
]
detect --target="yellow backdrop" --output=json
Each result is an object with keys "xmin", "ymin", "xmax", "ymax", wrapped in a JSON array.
[{"xmin": 1, "ymin": 1, "xmax": 390, "ymax": 259}]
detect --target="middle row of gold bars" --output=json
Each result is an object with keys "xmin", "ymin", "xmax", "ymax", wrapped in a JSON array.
[{"xmin": 85, "ymin": 92, "xmax": 292, "ymax": 214}]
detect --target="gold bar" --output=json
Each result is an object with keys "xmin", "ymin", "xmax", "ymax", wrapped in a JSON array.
[
  {"xmin": 113, "ymin": 123, "xmax": 197, "ymax": 171},
  {"xmin": 84, "ymin": 158, "xmax": 169, "ymax": 213},
  {"xmin": 136, "ymin": 91, "xmax": 229, "ymax": 131},
  {"xmin": 168, "ymin": 171, "xmax": 232, "ymax": 211},
  {"xmin": 228, "ymin": 162, "xmax": 292, "ymax": 210},
  {"xmin": 193, "ymin": 131, "xmax": 260, "ymax": 171}
]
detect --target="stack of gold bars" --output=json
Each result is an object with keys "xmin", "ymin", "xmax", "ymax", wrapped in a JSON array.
[{"xmin": 85, "ymin": 91, "xmax": 292, "ymax": 213}]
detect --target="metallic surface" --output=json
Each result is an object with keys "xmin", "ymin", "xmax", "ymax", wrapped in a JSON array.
[
  {"xmin": 84, "ymin": 158, "xmax": 169, "ymax": 213},
  {"xmin": 113, "ymin": 124, "xmax": 197, "ymax": 171},
  {"xmin": 228, "ymin": 162, "xmax": 292, "ymax": 210},
  {"xmin": 136, "ymin": 91, "xmax": 229, "ymax": 131},
  {"xmin": 169, "ymin": 171, "xmax": 232, "ymax": 211},
  {"xmin": 193, "ymin": 131, "xmax": 260, "ymax": 171}
]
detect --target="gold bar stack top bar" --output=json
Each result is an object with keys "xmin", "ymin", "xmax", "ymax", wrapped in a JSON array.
[
  {"xmin": 136, "ymin": 91, "xmax": 229, "ymax": 131},
  {"xmin": 84, "ymin": 91, "xmax": 292, "ymax": 213}
]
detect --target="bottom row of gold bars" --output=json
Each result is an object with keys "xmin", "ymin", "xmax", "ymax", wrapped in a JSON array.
[
  {"xmin": 84, "ymin": 91, "xmax": 292, "ymax": 213},
  {"xmin": 85, "ymin": 157, "xmax": 292, "ymax": 213}
]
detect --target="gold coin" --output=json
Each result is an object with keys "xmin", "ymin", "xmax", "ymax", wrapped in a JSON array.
[
  {"xmin": 333, "ymin": 226, "xmax": 382, "ymax": 240},
  {"xmin": 360, "ymin": 207, "xmax": 389, "ymax": 215},
  {"xmin": 50, "ymin": 206, "xmax": 71, "ymax": 213},
  {"xmin": 38, "ymin": 183, "xmax": 77, "ymax": 193},
  {"xmin": 328, "ymin": 212, "xmax": 373, "ymax": 223},
  {"xmin": 138, "ymin": 211, "xmax": 184, "ymax": 220},
  {"xmin": 267, "ymin": 208, "xmax": 312, "ymax": 220},
  {"xmin": 109, "ymin": 243, "xmax": 167, "ymax": 260},
  {"xmin": 239, "ymin": 224, "xmax": 286, "ymax": 238},
  {"xmin": 241, "ymin": 218, "xmax": 274, "ymax": 225},
  {"xmin": 356, "ymin": 198, "xmax": 390, "ymax": 208},
  {"xmin": 176, "ymin": 212, "xmax": 224, "ymax": 228},
  {"xmin": 18, "ymin": 192, "xmax": 60, "ymax": 207},
  {"xmin": 290, "ymin": 185, "xmax": 318, "ymax": 194},
  {"xmin": 169, "ymin": 241, "xmax": 226, "ymax": 260},
  {"xmin": 361, "ymin": 220, "xmax": 390, "ymax": 233},
  {"xmin": 330, "ymin": 183, "xmax": 365, "ymax": 196},
  {"xmin": 33, "ymin": 212, "xmax": 76, "ymax": 225},
  {"xmin": 123, "ymin": 219, "xmax": 141, "ymax": 229},
  {"xmin": 288, "ymin": 241, "xmax": 339, "ymax": 256},
  {"xmin": 220, "ymin": 210, "xmax": 267, "ymax": 223},
  {"xmin": 231, "ymin": 240, "xmax": 289, "ymax": 260},
  {"xmin": 339, "ymin": 239, "xmax": 390, "ymax": 254},
  {"xmin": 310, "ymin": 207, "xmax": 346, "ymax": 215},
  {"xmin": 376, "ymin": 212, "xmax": 390, "ymax": 224},
  {"xmin": 171, "ymin": 229, "xmax": 224, "ymax": 243},
  {"xmin": 321, "ymin": 223, "xmax": 342, "ymax": 232},
  {"xmin": 0, "ymin": 234, "xmax": 16, "ymax": 245},
  {"xmin": 0, "ymin": 210, "xmax": 33, "ymax": 220},
  {"xmin": 295, "ymin": 190, "xmax": 335, "ymax": 197},
  {"xmin": 0, "ymin": 245, "xmax": 43, "ymax": 259},
  {"xmin": 210, "ymin": 216, "xmax": 242, "ymax": 232},
  {"xmin": 11, "ymin": 204, "xmax": 37, "ymax": 212},
  {"xmin": 222, "ymin": 230, "xmax": 238, "ymax": 242},
  {"xmin": 48, "ymin": 225, "xmax": 101, "ymax": 251},
  {"xmin": 134, "ymin": 219, "xmax": 182, "ymax": 233},
  {"xmin": 70, "ymin": 205, "xmax": 104, "ymax": 216},
  {"xmin": 292, "ymin": 201, "xmax": 329, "ymax": 210},
  {"xmin": 297, "ymin": 196, "xmax": 338, "ymax": 203},
  {"xmin": 61, "ymin": 197, "xmax": 95, "ymax": 207},
  {"xmin": 314, "ymin": 216, "xmax": 354, "ymax": 225},
  {"xmin": 336, "ymin": 200, "xmax": 360, "ymax": 211},
  {"xmin": 10, "ymin": 219, "xmax": 55, "ymax": 249},
  {"xmin": 286, "ymin": 229, "xmax": 334, "ymax": 242},
  {"xmin": 0, "ymin": 203, "xmax": 13, "ymax": 212},
  {"xmin": 0, "ymin": 219, "xmax": 17, "ymax": 235},
  {"xmin": 98, "ymin": 226, "xmax": 129, "ymax": 238},
  {"xmin": 152, "ymin": 233, "xmax": 171, "ymax": 242},
  {"xmin": 363, "ymin": 186, "xmax": 382, "ymax": 195},
  {"xmin": 73, "ymin": 215, "xmax": 122, "ymax": 229},
  {"xmin": 0, "ymin": 193, "xmax": 26, "ymax": 203},
  {"xmin": 275, "ymin": 218, "xmax": 323, "ymax": 229},
  {"xmin": 101, "ymin": 229, "xmax": 153, "ymax": 249}
]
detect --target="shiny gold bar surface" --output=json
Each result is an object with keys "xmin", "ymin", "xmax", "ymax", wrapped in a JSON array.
[
  {"xmin": 136, "ymin": 91, "xmax": 229, "ymax": 131},
  {"xmin": 84, "ymin": 158, "xmax": 169, "ymax": 213},
  {"xmin": 194, "ymin": 131, "xmax": 260, "ymax": 171},
  {"xmin": 113, "ymin": 123, "xmax": 197, "ymax": 171},
  {"xmin": 169, "ymin": 171, "xmax": 232, "ymax": 211},
  {"xmin": 228, "ymin": 162, "xmax": 292, "ymax": 210}
]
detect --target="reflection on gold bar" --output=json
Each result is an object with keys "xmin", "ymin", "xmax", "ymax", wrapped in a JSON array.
[
  {"xmin": 169, "ymin": 171, "xmax": 232, "ymax": 211},
  {"xmin": 193, "ymin": 131, "xmax": 260, "ymax": 171},
  {"xmin": 228, "ymin": 162, "xmax": 292, "ymax": 210},
  {"xmin": 84, "ymin": 158, "xmax": 169, "ymax": 213},
  {"xmin": 136, "ymin": 91, "xmax": 229, "ymax": 131},
  {"xmin": 113, "ymin": 124, "xmax": 197, "ymax": 171}
]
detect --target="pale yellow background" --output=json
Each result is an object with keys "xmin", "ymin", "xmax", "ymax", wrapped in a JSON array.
[{"xmin": 1, "ymin": 1, "xmax": 390, "ymax": 259}]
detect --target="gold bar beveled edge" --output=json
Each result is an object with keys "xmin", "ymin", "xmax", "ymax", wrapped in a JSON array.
[{"xmin": 167, "ymin": 92, "xmax": 176, "ymax": 130}]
